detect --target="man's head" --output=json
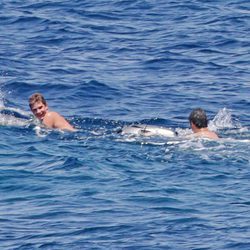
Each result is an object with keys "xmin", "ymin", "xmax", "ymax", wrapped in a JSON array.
[
  {"xmin": 189, "ymin": 108, "xmax": 208, "ymax": 129},
  {"xmin": 29, "ymin": 93, "xmax": 48, "ymax": 120}
]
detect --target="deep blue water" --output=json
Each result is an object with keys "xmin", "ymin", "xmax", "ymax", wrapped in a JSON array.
[{"xmin": 0, "ymin": 0, "xmax": 250, "ymax": 249}]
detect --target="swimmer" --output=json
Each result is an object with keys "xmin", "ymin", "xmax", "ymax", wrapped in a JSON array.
[
  {"xmin": 189, "ymin": 108, "xmax": 219, "ymax": 140},
  {"xmin": 29, "ymin": 93, "xmax": 76, "ymax": 131}
]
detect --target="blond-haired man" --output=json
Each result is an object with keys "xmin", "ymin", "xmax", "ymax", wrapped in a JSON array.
[{"xmin": 29, "ymin": 93, "xmax": 75, "ymax": 131}]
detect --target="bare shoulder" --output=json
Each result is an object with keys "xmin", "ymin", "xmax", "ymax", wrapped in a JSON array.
[
  {"xmin": 47, "ymin": 111, "xmax": 61, "ymax": 118},
  {"xmin": 49, "ymin": 111, "xmax": 75, "ymax": 131},
  {"xmin": 197, "ymin": 131, "xmax": 219, "ymax": 140},
  {"xmin": 46, "ymin": 111, "xmax": 67, "ymax": 123},
  {"xmin": 209, "ymin": 131, "xmax": 219, "ymax": 140}
]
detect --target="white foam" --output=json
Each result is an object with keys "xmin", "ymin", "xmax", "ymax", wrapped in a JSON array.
[
  {"xmin": 0, "ymin": 106, "xmax": 31, "ymax": 127},
  {"xmin": 0, "ymin": 114, "xmax": 29, "ymax": 127},
  {"xmin": 209, "ymin": 107, "xmax": 241, "ymax": 130}
]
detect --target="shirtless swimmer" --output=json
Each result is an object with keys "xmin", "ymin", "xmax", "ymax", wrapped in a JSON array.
[
  {"xmin": 189, "ymin": 108, "xmax": 218, "ymax": 140},
  {"xmin": 29, "ymin": 93, "xmax": 76, "ymax": 131}
]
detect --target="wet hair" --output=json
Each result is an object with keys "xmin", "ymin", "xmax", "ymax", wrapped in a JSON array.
[
  {"xmin": 189, "ymin": 108, "xmax": 208, "ymax": 128},
  {"xmin": 29, "ymin": 93, "xmax": 47, "ymax": 109}
]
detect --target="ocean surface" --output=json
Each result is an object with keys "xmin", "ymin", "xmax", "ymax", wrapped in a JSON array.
[{"xmin": 0, "ymin": 0, "xmax": 250, "ymax": 249}]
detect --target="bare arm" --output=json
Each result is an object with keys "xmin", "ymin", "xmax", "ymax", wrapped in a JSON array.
[{"xmin": 44, "ymin": 111, "xmax": 76, "ymax": 131}]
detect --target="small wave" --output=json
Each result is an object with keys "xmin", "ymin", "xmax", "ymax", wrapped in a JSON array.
[
  {"xmin": 0, "ymin": 106, "xmax": 32, "ymax": 127},
  {"xmin": 209, "ymin": 107, "xmax": 241, "ymax": 130},
  {"xmin": 76, "ymin": 80, "xmax": 119, "ymax": 93}
]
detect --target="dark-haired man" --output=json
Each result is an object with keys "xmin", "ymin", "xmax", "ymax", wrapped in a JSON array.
[{"xmin": 189, "ymin": 108, "xmax": 218, "ymax": 139}]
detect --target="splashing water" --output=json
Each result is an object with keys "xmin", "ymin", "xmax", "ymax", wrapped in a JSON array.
[
  {"xmin": 0, "ymin": 86, "xmax": 4, "ymax": 108},
  {"xmin": 0, "ymin": 107, "xmax": 32, "ymax": 127},
  {"xmin": 209, "ymin": 108, "xmax": 240, "ymax": 130}
]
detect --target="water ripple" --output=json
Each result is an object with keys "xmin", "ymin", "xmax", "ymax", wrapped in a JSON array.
[{"xmin": 0, "ymin": 0, "xmax": 250, "ymax": 249}]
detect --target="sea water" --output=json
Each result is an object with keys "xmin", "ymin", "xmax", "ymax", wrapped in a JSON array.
[{"xmin": 0, "ymin": 1, "xmax": 250, "ymax": 249}]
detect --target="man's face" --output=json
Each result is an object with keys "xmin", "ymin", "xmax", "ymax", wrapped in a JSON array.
[{"xmin": 31, "ymin": 102, "xmax": 48, "ymax": 120}]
